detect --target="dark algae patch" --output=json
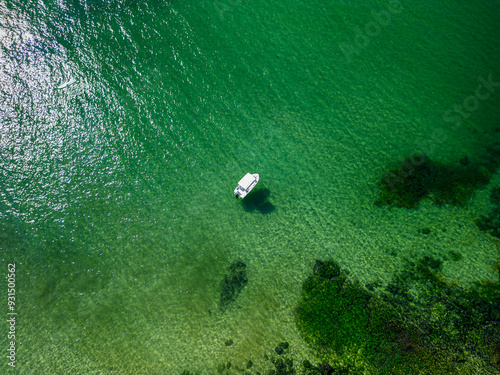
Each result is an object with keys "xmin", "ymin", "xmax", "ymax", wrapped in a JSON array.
[
  {"xmin": 476, "ymin": 186, "xmax": 500, "ymax": 239},
  {"xmin": 375, "ymin": 154, "xmax": 492, "ymax": 208},
  {"xmin": 219, "ymin": 260, "xmax": 248, "ymax": 312},
  {"xmin": 269, "ymin": 357, "xmax": 294, "ymax": 374},
  {"xmin": 274, "ymin": 342, "xmax": 289, "ymax": 355}
]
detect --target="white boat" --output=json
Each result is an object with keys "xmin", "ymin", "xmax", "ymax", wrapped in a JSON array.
[{"xmin": 234, "ymin": 173, "xmax": 259, "ymax": 199}]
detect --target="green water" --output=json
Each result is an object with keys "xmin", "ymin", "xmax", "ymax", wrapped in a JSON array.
[{"xmin": 1, "ymin": 0, "xmax": 499, "ymax": 373}]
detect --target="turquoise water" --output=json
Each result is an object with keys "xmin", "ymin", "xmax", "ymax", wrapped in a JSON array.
[{"xmin": 1, "ymin": 0, "xmax": 500, "ymax": 373}]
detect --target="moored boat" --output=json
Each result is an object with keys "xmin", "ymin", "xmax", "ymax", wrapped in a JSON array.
[{"xmin": 234, "ymin": 173, "xmax": 259, "ymax": 199}]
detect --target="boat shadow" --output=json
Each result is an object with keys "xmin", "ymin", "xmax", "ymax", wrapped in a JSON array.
[{"xmin": 242, "ymin": 188, "xmax": 276, "ymax": 214}]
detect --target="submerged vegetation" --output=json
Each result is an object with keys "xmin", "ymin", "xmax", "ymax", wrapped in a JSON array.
[
  {"xmin": 476, "ymin": 186, "xmax": 500, "ymax": 238},
  {"xmin": 296, "ymin": 260, "xmax": 442, "ymax": 374},
  {"xmin": 375, "ymin": 154, "xmax": 491, "ymax": 208},
  {"xmin": 375, "ymin": 137, "xmax": 500, "ymax": 209},
  {"xmin": 295, "ymin": 259, "xmax": 499, "ymax": 374},
  {"xmin": 181, "ymin": 257, "xmax": 499, "ymax": 374},
  {"xmin": 384, "ymin": 256, "xmax": 500, "ymax": 371},
  {"xmin": 219, "ymin": 260, "xmax": 248, "ymax": 312},
  {"xmin": 180, "ymin": 142, "xmax": 500, "ymax": 375}
]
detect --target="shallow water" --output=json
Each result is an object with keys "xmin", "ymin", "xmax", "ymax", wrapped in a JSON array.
[{"xmin": 1, "ymin": 0, "xmax": 499, "ymax": 373}]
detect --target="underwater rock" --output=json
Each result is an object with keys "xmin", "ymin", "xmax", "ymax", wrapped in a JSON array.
[
  {"xmin": 216, "ymin": 363, "xmax": 224, "ymax": 373},
  {"xmin": 302, "ymin": 360, "xmax": 351, "ymax": 375},
  {"xmin": 224, "ymin": 339, "xmax": 233, "ymax": 346},
  {"xmin": 493, "ymin": 344, "xmax": 500, "ymax": 368},
  {"xmin": 420, "ymin": 255, "xmax": 441, "ymax": 269},
  {"xmin": 219, "ymin": 261, "xmax": 248, "ymax": 312}
]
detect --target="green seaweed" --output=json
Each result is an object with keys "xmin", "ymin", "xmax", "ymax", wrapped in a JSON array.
[
  {"xmin": 184, "ymin": 257, "xmax": 499, "ymax": 374},
  {"xmin": 375, "ymin": 154, "xmax": 491, "ymax": 208},
  {"xmin": 296, "ymin": 260, "xmax": 417, "ymax": 372},
  {"xmin": 476, "ymin": 186, "xmax": 500, "ymax": 239},
  {"xmin": 219, "ymin": 260, "xmax": 248, "ymax": 312},
  {"xmin": 302, "ymin": 359, "xmax": 359, "ymax": 375},
  {"xmin": 296, "ymin": 259, "xmax": 462, "ymax": 374},
  {"xmin": 269, "ymin": 357, "xmax": 295, "ymax": 375},
  {"xmin": 383, "ymin": 256, "xmax": 500, "ymax": 373}
]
